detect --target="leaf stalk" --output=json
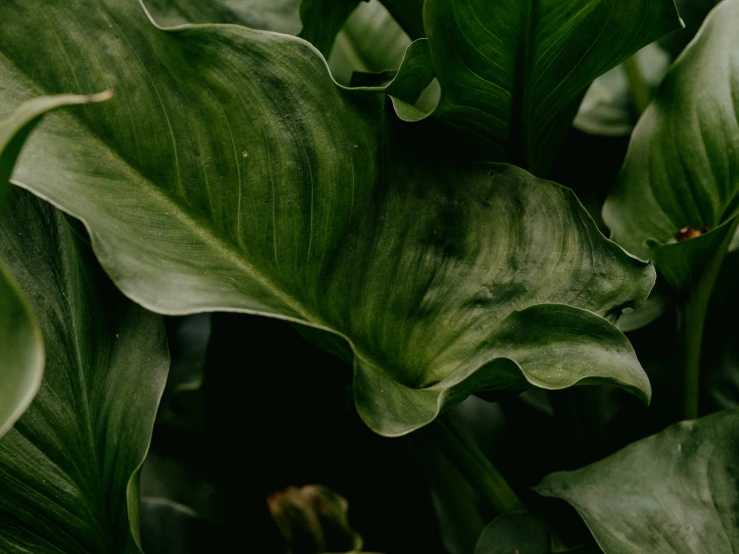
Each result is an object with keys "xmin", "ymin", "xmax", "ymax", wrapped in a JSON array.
[{"xmin": 433, "ymin": 413, "xmax": 525, "ymax": 515}]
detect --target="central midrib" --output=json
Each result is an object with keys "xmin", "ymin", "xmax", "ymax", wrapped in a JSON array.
[{"xmin": 508, "ymin": 0, "xmax": 537, "ymax": 170}]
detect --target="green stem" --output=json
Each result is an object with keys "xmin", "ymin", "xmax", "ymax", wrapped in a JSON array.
[
  {"xmin": 409, "ymin": 434, "xmax": 488, "ymax": 553},
  {"xmin": 433, "ymin": 413, "xmax": 525, "ymax": 515},
  {"xmin": 678, "ymin": 228, "xmax": 736, "ymax": 420},
  {"xmin": 622, "ymin": 55, "xmax": 651, "ymax": 116}
]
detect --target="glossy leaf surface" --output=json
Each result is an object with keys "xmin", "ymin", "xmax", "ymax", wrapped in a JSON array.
[
  {"xmin": 0, "ymin": 93, "xmax": 110, "ymax": 438},
  {"xmin": 143, "ymin": 0, "xmax": 301, "ymax": 32},
  {"xmin": 604, "ymin": 0, "xmax": 739, "ymax": 291},
  {"xmin": 423, "ymin": 0, "xmax": 683, "ymax": 173},
  {"xmin": 0, "ymin": 188, "xmax": 169, "ymax": 553},
  {"xmin": 536, "ymin": 408, "xmax": 739, "ymax": 553},
  {"xmin": 1, "ymin": 0, "xmax": 654, "ymax": 436}
]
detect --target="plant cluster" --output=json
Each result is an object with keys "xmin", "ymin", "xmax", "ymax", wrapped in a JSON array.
[{"xmin": 0, "ymin": 0, "xmax": 738, "ymax": 552}]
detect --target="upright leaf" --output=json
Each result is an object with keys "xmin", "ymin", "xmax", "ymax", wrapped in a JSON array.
[
  {"xmin": 0, "ymin": 188, "xmax": 169, "ymax": 552},
  {"xmin": 603, "ymin": 0, "xmax": 739, "ymax": 418},
  {"xmin": 536, "ymin": 408, "xmax": 739, "ymax": 553},
  {"xmin": 299, "ymin": 0, "xmax": 366, "ymax": 58},
  {"xmin": 379, "ymin": 0, "xmax": 424, "ymax": 39},
  {"xmin": 0, "ymin": 0, "xmax": 654, "ymax": 436},
  {"xmin": 0, "ymin": 93, "xmax": 110, "ymax": 438},
  {"xmin": 328, "ymin": 0, "xmax": 412, "ymax": 85},
  {"xmin": 423, "ymin": 0, "xmax": 683, "ymax": 174},
  {"xmin": 603, "ymin": 0, "xmax": 739, "ymax": 292}
]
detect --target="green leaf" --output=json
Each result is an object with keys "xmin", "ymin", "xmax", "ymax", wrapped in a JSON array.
[
  {"xmin": 142, "ymin": 0, "xmax": 302, "ymax": 32},
  {"xmin": 573, "ymin": 44, "xmax": 671, "ymax": 137},
  {"xmin": 1, "ymin": 0, "xmax": 654, "ymax": 436},
  {"xmin": 0, "ymin": 93, "xmax": 110, "ymax": 438},
  {"xmin": 603, "ymin": 0, "xmax": 739, "ymax": 292},
  {"xmin": 0, "ymin": 188, "xmax": 169, "ymax": 552},
  {"xmin": 423, "ymin": 0, "xmax": 683, "ymax": 174},
  {"xmin": 0, "ymin": 266, "xmax": 42, "ymax": 439},
  {"xmin": 660, "ymin": 0, "xmax": 721, "ymax": 57},
  {"xmin": 536, "ymin": 408, "xmax": 739, "ymax": 553},
  {"xmin": 379, "ymin": 0, "xmax": 424, "ymax": 40},
  {"xmin": 140, "ymin": 498, "xmax": 229, "ymax": 554},
  {"xmin": 475, "ymin": 514, "xmax": 550, "ymax": 554},
  {"xmin": 384, "ymin": 39, "xmax": 438, "ymax": 122},
  {"xmin": 327, "ymin": 0, "xmax": 412, "ymax": 85},
  {"xmin": 299, "ymin": 0, "xmax": 366, "ymax": 58}
]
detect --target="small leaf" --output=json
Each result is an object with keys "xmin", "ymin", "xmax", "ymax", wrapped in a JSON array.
[
  {"xmin": 268, "ymin": 485, "xmax": 363, "ymax": 553},
  {"xmin": 1, "ymin": 0, "xmax": 654, "ymax": 436},
  {"xmin": 328, "ymin": 0, "xmax": 411, "ymax": 85},
  {"xmin": 378, "ymin": 0, "xmax": 424, "ymax": 40},
  {"xmin": 140, "ymin": 498, "xmax": 233, "ymax": 554},
  {"xmin": 423, "ymin": 0, "xmax": 683, "ymax": 173},
  {"xmin": 603, "ymin": 0, "xmax": 739, "ymax": 292},
  {"xmin": 574, "ymin": 44, "xmax": 671, "ymax": 137},
  {"xmin": 385, "ymin": 39, "xmax": 438, "ymax": 121},
  {"xmin": 536, "ymin": 408, "xmax": 739, "ymax": 553},
  {"xmin": 0, "ymin": 188, "xmax": 169, "ymax": 552},
  {"xmin": 0, "ymin": 92, "xmax": 110, "ymax": 438},
  {"xmin": 299, "ymin": 0, "xmax": 366, "ymax": 57},
  {"xmin": 475, "ymin": 514, "xmax": 550, "ymax": 554}
]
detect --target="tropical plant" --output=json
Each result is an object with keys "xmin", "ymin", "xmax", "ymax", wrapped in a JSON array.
[{"xmin": 0, "ymin": 0, "xmax": 737, "ymax": 552}]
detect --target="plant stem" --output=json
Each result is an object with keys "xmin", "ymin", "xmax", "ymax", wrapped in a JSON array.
[
  {"xmin": 622, "ymin": 55, "xmax": 651, "ymax": 116},
  {"xmin": 679, "ymin": 261, "xmax": 726, "ymax": 420},
  {"xmin": 408, "ymin": 434, "xmax": 488, "ymax": 554},
  {"xmin": 678, "ymin": 227, "xmax": 736, "ymax": 420},
  {"xmin": 433, "ymin": 413, "xmax": 525, "ymax": 515}
]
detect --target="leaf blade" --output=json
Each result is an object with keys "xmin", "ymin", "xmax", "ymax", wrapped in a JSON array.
[
  {"xmin": 423, "ymin": 0, "xmax": 683, "ymax": 173},
  {"xmin": 536, "ymin": 408, "xmax": 739, "ymax": 553},
  {"xmin": 0, "ymin": 188, "xmax": 169, "ymax": 553},
  {"xmin": 1, "ymin": 0, "xmax": 654, "ymax": 436}
]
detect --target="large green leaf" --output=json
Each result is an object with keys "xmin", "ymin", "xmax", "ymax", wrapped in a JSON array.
[
  {"xmin": 1, "ymin": 0, "xmax": 654, "ymax": 437},
  {"xmin": 536, "ymin": 408, "xmax": 739, "ymax": 553},
  {"xmin": 603, "ymin": 0, "xmax": 739, "ymax": 292},
  {"xmin": 0, "ymin": 93, "xmax": 110, "ymax": 438},
  {"xmin": 423, "ymin": 0, "xmax": 683, "ymax": 174},
  {"xmin": 0, "ymin": 187, "xmax": 169, "ymax": 552},
  {"xmin": 143, "ymin": 0, "xmax": 301, "ymax": 32}
]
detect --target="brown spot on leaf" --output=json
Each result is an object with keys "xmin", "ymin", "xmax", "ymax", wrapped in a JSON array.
[{"xmin": 676, "ymin": 226, "xmax": 709, "ymax": 242}]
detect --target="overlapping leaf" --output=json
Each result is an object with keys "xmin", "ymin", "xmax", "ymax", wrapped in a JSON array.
[
  {"xmin": 0, "ymin": 94, "xmax": 110, "ymax": 438},
  {"xmin": 423, "ymin": 0, "xmax": 683, "ymax": 173},
  {"xmin": 604, "ymin": 0, "xmax": 739, "ymax": 292},
  {"xmin": 0, "ymin": 188, "xmax": 169, "ymax": 553},
  {"xmin": 536, "ymin": 408, "xmax": 739, "ymax": 553},
  {"xmin": 143, "ymin": 0, "xmax": 301, "ymax": 32},
  {"xmin": 1, "ymin": 0, "xmax": 654, "ymax": 436},
  {"xmin": 327, "ymin": 0, "xmax": 412, "ymax": 85}
]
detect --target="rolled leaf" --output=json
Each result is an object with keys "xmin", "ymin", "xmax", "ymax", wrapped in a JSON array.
[
  {"xmin": 536, "ymin": 408, "xmax": 739, "ymax": 553},
  {"xmin": 604, "ymin": 0, "xmax": 739, "ymax": 292},
  {"xmin": 0, "ymin": 0, "xmax": 654, "ymax": 436},
  {"xmin": 0, "ymin": 188, "xmax": 169, "ymax": 552}
]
